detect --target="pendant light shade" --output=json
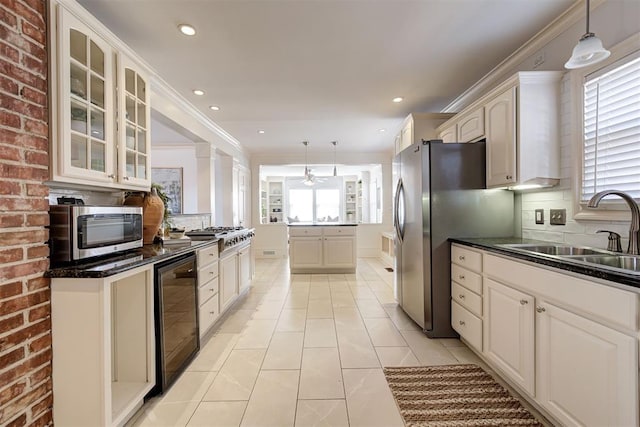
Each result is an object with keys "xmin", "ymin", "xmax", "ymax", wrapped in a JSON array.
[
  {"xmin": 331, "ymin": 141, "xmax": 337, "ymax": 177},
  {"xmin": 565, "ymin": 0, "xmax": 610, "ymax": 69}
]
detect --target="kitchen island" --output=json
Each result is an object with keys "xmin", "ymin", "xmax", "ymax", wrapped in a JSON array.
[{"xmin": 288, "ymin": 223, "xmax": 357, "ymax": 273}]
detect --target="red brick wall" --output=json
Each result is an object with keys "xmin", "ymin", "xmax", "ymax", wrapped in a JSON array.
[{"xmin": 0, "ymin": 0, "xmax": 52, "ymax": 426}]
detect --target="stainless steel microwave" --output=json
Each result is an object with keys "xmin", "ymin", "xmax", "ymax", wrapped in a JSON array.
[{"xmin": 49, "ymin": 205, "xmax": 143, "ymax": 264}]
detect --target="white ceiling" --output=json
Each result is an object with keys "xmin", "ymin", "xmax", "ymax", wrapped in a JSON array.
[{"xmin": 78, "ymin": 0, "xmax": 575, "ymax": 155}]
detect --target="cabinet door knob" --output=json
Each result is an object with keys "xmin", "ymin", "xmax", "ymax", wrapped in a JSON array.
[
  {"xmin": 459, "ymin": 320, "xmax": 465, "ymax": 326},
  {"xmin": 536, "ymin": 306, "xmax": 546, "ymax": 313},
  {"xmin": 520, "ymin": 299, "xmax": 528, "ymax": 305},
  {"xmin": 458, "ymin": 274, "xmax": 465, "ymax": 280},
  {"xmin": 458, "ymin": 255, "xmax": 465, "ymax": 261},
  {"xmin": 458, "ymin": 294, "xmax": 465, "ymax": 299},
  {"xmin": 209, "ymin": 288, "xmax": 215, "ymax": 292}
]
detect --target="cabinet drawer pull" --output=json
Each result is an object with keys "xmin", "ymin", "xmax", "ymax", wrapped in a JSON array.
[
  {"xmin": 459, "ymin": 320, "xmax": 465, "ymax": 326},
  {"xmin": 209, "ymin": 271, "xmax": 215, "ymax": 275},
  {"xmin": 458, "ymin": 255, "xmax": 465, "ymax": 261},
  {"xmin": 458, "ymin": 274, "xmax": 465, "ymax": 280},
  {"xmin": 458, "ymin": 294, "xmax": 465, "ymax": 299},
  {"xmin": 520, "ymin": 299, "xmax": 528, "ymax": 305},
  {"xmin": 123, "ymin": 176, "xmax": 130, "ymax": 180},
  {"xmin": 107, "ymin": 174, "xmax": 115, "ymax": 179},
  {"xmin": 209, "ymin": 311, "xmax": 216, "ymax": 315},
  {"xmin": 209, "ymin": 288, "xmax": 215, "ymax": 292},
  {"xmin": 536, "ymin": 306, "xmax": 546, "ymax": 313}
]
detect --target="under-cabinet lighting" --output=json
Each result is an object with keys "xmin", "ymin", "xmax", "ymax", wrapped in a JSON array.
[{"xmin": 178, "ymin": 24, "xmax": 196, "ymax": 36}]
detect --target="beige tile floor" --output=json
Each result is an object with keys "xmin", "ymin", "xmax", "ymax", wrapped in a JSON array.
[{"xmin": 129, "ymin": 257, "xmax": 489, "ymax": 427}]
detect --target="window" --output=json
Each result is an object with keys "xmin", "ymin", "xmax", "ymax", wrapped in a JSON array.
[
  {"xmin": 581, "ymin": 54, "xmax": 640, "ymax": 202},
  {"xmin": 287, "ymin": 178, "xmax": 341, "ymax": 223}
]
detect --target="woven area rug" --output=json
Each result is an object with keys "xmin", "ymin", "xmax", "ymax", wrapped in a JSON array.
[{"xmin": 383, "ymin": 364, "xmax": 543, "ymax": 427}]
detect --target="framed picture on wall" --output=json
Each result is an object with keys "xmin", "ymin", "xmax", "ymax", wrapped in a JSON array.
[{"xmin": 152, "ymin": 167, "xmax": 183, "ymax": 215}]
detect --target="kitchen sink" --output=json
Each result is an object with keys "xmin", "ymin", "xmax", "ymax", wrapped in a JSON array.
[
  {"xmin": 499, "ymin": 244, "xmax": 611, "ymax": 256},
  {"xmin": 568, "ymin": 255, "xmax": 640, "ymax": 272}
]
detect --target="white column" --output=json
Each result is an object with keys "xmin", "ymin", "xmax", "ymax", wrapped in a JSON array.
[
  {"xmin": 195, "ymin": 142, "xmax": 216, "ymax": 215},
  {"xmin": 216, "ymin": 154, "xmax": 234, "ymax": 226}
]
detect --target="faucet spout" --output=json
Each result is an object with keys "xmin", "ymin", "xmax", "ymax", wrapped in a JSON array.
[{"xmin": 587, "ymin": 190, "xmax": 640, "ymax": 255}]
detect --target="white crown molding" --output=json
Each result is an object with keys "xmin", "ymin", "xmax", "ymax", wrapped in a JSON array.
[
  {"xmin": 53, "ymin": 0, "xmax": 245, "ymax": 156},
  {"xmin": 442, "ymin": 0, "xmax": 605, "ymax": 113}
]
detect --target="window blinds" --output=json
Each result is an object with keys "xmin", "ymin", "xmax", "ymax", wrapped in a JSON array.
[{"xmin": 582, "ymin": 55, "xmax": 640, "ymax": 201}]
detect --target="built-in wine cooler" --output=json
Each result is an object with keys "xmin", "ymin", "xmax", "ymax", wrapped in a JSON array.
[{"xmin": 149, "ymin": 252, "xmax": 199, "ymax": 395}]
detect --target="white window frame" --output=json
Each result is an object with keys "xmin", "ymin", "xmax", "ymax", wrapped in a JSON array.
[
  {"xmin": 285, "ymin": 176, "xmax": 344, "ymax": 222},
  {"xmin": 573, "ymin": 33, "xmax": 640, "ymax": 221}
]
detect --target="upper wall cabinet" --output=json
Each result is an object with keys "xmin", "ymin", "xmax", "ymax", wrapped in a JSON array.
[
  {"xmin": 50, "ymin": 4, "xmax": 151, "ymax": 191},
  {"xmin": 394, "ymin": 113, "xmax": 454, "ymax": 155},
  {"xmin": 437, "ymin": 71, "xmax": 563, "ymax": 189}
]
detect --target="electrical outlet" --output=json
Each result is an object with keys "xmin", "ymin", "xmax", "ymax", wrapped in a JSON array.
[
  {"xmin": 535, "ymin": 209, "xmax": 544, "ymax": 224},
  {"xmin": 533, "ymin": 52, "xmax": 545, "ymax": 69},
  {"xmin": 550, "ymin": 209, "xmax": 566, "ymax": 225}
]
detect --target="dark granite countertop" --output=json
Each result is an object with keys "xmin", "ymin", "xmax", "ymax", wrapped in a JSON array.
[
  {"xmin": 450, "ymin": 237, "xmax": 640, "ymax": 289},
  {"xmin": 287, "ymin": 223, "xmax": 358, "ymax": 227},
  {"xmin": 46, "ymin": 238, "xmax": 219, "ymax": 279}
]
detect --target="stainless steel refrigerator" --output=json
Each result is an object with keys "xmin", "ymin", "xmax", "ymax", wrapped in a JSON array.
[{"xmin": 393, "ymin": 139, "xmax": 514, "ymax": 337}]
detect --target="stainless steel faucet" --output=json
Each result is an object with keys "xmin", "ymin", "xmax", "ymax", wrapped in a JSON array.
[{"xmin": 587, "ymin": 190, "xmax": 640, "ymax": 255}]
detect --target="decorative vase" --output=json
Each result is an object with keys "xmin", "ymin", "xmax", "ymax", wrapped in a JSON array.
[{"xmin": 124, "ymin": 189, "xmax": 164, "ymax": 244}]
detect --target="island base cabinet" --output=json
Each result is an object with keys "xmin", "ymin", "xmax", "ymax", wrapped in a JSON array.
[
  {"xmin": 323, "ymin": 236, "xmax": 356, "ymax": 269},
  {"xmin": 51, "ymin": 266, "xmax": 155, "ymax": 426},
  {"xmin": 536, "ymin": 302, "xmax": 638, "ymax": 426},
  {"xmin": 289, "ymin": 237, "xmax": 323, "ymax": 269}
]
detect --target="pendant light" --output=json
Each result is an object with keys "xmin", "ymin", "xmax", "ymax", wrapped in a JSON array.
[
  {"xmin": 331, "ymin": 141, "xmax": 338, "ymax": 176},
  {"xmin": 565, "ymin": 0, "xmax": 610, "ymax": 69}
]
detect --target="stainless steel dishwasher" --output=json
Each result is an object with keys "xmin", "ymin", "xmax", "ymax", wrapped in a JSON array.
[{"xmin": 150, "ymin": 252, "xmax": 199, "ymax": 395}]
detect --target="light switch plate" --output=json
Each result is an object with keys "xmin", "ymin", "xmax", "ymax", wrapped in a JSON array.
[
  {"xmin": 535, "ymin": 209, "xmax": 544, "ymax": 224},
  {"xmin": 550, "ymin": 209, "xmax": 566, "ymax": 225}
]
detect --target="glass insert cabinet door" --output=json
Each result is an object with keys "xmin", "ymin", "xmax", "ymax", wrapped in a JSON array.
[
  {"xmin": 58, "ymin": 7, "xmax": 115, "ymax": 182},
  {"xmin": 118, "ymin": 53, "xmax": 151, "ymax": 187}
]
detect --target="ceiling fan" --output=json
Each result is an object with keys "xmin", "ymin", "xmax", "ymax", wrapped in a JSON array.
[{"xmin": 302, "ymin": 168, "xmax": 328, "ymax": 186}]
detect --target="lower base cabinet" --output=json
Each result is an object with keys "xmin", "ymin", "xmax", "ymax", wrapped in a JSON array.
[
  {"xmin": 220, "ymin": 250, "xmax": 239, "ymax": 312},
  {"xmin": 454, "ymin": 246, "xmax": 640, "ymax": 426},
  {"xmin": 536, "ymin": 301, "xmax": 637, "ymax": 426},
  {"xmin": 51, "ymin": 265, "xmax": 155, "ymax": 426},
  {"xmin": 483, "ymin": 278, "xmax": 535, "ymax": 396}
]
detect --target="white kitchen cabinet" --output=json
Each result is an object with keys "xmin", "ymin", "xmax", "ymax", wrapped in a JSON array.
[
  {"xmin": 436, "ymin": 72, "xmax": 562, "ymax": 189},
  {"xmin": 197, "ymin": 243, "xmax": 219, "ymax": 338},
  {"xmin": 117, "ymin": 53, "xmax": 151, "ymax": 188},
  {"xmin": 53, "ymin": 6, "xmax": 115, "ymax": 186},
  {"xmin": 51, "ymin": 4, "xmax": 152, "ymax": 191},
  {"xmin": 457, "ymin": 107, "xmax": 485, "ymax": 142},
  {"xmin": 536, "ymin": 301, "xmax": 637, "ymax": 427},
  {"xmin": 438, "ymin": 124, "xmax": 456, "ymax": 143},
  {"xmin": 219, "ymin": 250, "xmax": 238, "ymax": 312},
  {"xmin": 394, "ymin": 113, "xmax": 454, "ymax": 155},
  {"xmin": 483, "ymin": 278, "xmax": 535, "ymax": 396},
  {"xmin": 267, "ymin": 179, "xmax": 284, "ymax": 223},
  {"xmin": 289, "ymin": 236, "xmax": 323, "ymax": 269},
  {"xmin": 477, "ymin": 249, "xmax": 639, "ymax": 426},
  {"xmin": 289, "ymin": 226, "xmax": 357, "ymax": 273},
  {"xmin": 450, "ymin": 244, "xmax": 484, "ymax": 352},
  {"xmin": 238, "ymin": 243, "xmax": 252, "ymax": 294},
  {"xmin": 485, "ymin": 87, "xmax": 517, "ymax": 188},
  {"xmin": 51, "ymin": 265, "xmax": 155, "ymax": 426}
]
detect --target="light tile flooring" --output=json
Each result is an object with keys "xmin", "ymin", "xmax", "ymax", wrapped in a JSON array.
[{"xmin": 129, "ymin": 257, "xmax": 490, "ymax": 427}]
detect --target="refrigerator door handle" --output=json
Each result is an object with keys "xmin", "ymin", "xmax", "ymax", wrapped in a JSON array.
[{"xmin": 394, "ymin": 178, "xmax": 405, "ymax": 243}]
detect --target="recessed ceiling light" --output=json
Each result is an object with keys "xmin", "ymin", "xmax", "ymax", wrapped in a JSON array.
[
  {"xmin": 392, "ymin": 97, "xmax": 404, "ymax": 103},
  {"xmin": 378, "ymin": 128, "xmax": 386, "ymax": 133},
  {"xmin": 258, "ymin": 130, "xmax": 265, "ymax": 134},
  {"xmin": 209, "ymin": 105, "xmax": 220, "ymax": 111},
  {"xmin": 178, "ymin": 24, "xmax": 196, "ymax": 36},
  {"xmin": 193, "ymin": 89, "xmax": 205, "ymax": 96}
]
